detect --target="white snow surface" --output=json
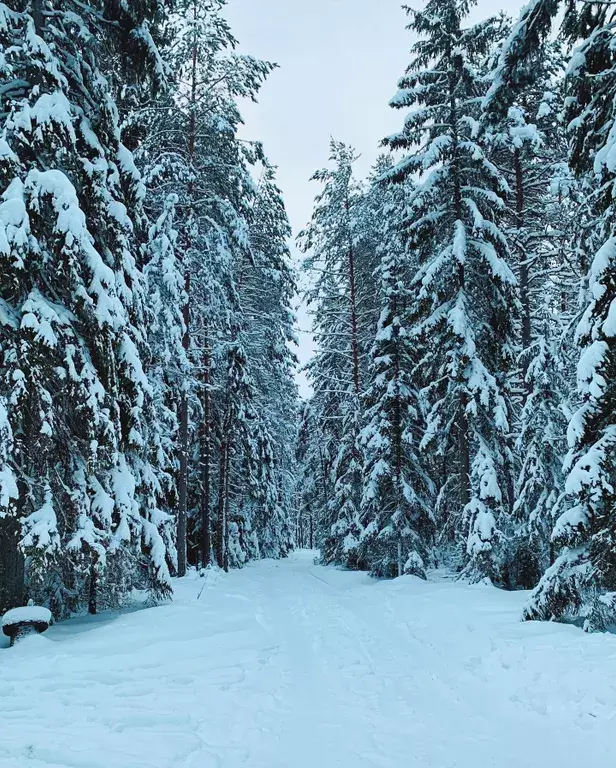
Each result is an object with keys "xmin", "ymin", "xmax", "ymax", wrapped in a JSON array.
[{"xmin": 2, "ymin": 550, "xmax": 616, "ymax": 767}]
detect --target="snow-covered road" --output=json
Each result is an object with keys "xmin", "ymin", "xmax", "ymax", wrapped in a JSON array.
[{"xmin": 2, "ymin": 550, "xmax": 616, "ymax": 767}]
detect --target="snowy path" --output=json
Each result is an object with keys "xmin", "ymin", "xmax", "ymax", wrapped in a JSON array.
[{"xmin": 2, "ymin": 551, "xmax": 616, "ymax": 768}]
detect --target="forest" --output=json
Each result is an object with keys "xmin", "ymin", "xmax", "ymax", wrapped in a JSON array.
[
  {"xmin": 5, "ymin": 0, "xmax": 616, "ymax": 766},
  {"xmin": 1, "ymin": 0, "xmax": 616, "ymax": 640},
  {"xmin": 295, "ymin": 0, "xmax": 616, "ymax": 634}
]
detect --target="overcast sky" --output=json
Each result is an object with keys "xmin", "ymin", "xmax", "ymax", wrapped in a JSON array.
[{"xmin": 223, "ymin": 0, "xmax": 525, "ymax": 396}]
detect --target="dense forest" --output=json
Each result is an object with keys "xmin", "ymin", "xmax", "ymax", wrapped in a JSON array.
[
  {"xmin": 2, "ymin": 0, "xmax": 616, "ymax": 636},
  {"xmin": 296, "ymin": 0, "xmax": 616, "ymax": 633},
  {"xmin": 0, "ymin": 0, "xmax": 297, "ymax": 617}
]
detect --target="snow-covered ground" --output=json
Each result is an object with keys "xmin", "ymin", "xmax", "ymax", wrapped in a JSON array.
[{"xmin": 2, "ymin": 550, "xmax": 616, "ymax": 767}]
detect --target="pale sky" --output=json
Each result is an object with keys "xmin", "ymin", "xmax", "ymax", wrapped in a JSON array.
[{"xmin": 224, "ymin": 0, "xmax": 525, "ymax": 397}]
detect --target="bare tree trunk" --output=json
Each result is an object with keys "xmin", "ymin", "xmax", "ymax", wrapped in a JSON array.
[
  {"xmin": 216, "ymin": 429, "xmax": 232, "ymax": 572},
  {"xmin": 216, "ymin": 439, "xmax": 228, "ymax": 569},
  {"xmin": 297, "ymin": 510, "xmax": 303, "ymax": 549},
  {"xmin": 0, "ymin": 516, "xmax": 24, "ymax": 613},
  {"xmin": 457, "ymin": 404, "xmax": 471, "ymax": 508},
  {"xmin": 177, "ymin": 395, "xmax": 189, "ymax": 576},
  {"xmin": 177, "ymin": 2, "xmax": 200, "ymax": 577},
  {"xmin": 345, "ymin": 200, "xmax": 360, "ymax": 396},
  {"xmin": 223, "ymin": 448, "xmax": 232, "ymax": 573},
  {"xmin": 88, "ymin": 560, "xmax": 97, "ymax": 615},
  {"xmin": 515, "ymin": 149, "xmax": 531, "ymax": 385},
  {"xmin": 199, "ymin": 332, "xmax": 212, "ymax": 568},
  {"xmin": 177, "ymin": 272, "xmax": 190, "ymax": 578}
]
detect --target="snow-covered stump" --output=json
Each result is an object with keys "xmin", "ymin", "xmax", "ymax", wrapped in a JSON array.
[{"xmin": 2, "ymin": 606, "xmax": 52, "ymax": 647}]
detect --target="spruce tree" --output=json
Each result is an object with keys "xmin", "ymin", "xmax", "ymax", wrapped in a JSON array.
[
  {"xmin": 138, "ymin": 0, "xmax": 290, "ymax": 571},
  {"xmin": 294, "ymin": 401, "xmax": 323, "ymax": 549},
  {"xmin": 485, "ymin": 0, "xmax": 616, "ymax": 628},
  {"xmin": 0, "ymin": 0, "xmax": 174, "ymax": 614},
  {"xmin": 359, "ymin": 165, "xmax": 435, "ymax": 578},
  {"xmin": 483, "ymin": 42, "xmax": 576, "ymax": 587},
  {"xmin": 300, "ymin": 142, "xmax": 367, "ymax": 567},
  {"xmin": 243, "ymin": 160, "xmax": 298, "ymax": 558},
  {"xmin": 383, "ymin": 0, "xmax": 518, "ymax": 582}
]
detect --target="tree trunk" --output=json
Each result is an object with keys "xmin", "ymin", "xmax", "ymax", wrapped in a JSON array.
[
  {"xmin": 177, "ymin": 276, "xmax": 190, "ymax": 578},
  {"xmin": 0, "ymin": 516, "xmax": 24, "ymax": 613},
  {"xmin": 514, "ymin": 149, "xmax": 531, "ymax": 393},
  {"xmin": 88, "ymin": 561, "xmax": 97, "ymax": 615},
  {"xmin": 216, "ymin": 439, "xmax": 228, "ymax": 569},
  {"xmin": 297, "ymin": 511, "xmax": 303, "ymax": 549},
  {"xmin": 458, "ymin": 404, "xmax": 471, "ymax": 508},
  {"xmin": 177, "ymin": 0, "xmax": 199, "ymax": 578},
  {"xmin": 199, "ymin": 333, "xmax": 212, "ymax": 568},
  {"xmin": 345, "ymin": 200, "xmax": 361, "ymax": 396},
  {"xmin": 223, "ymin": 449, "xmax": 231, "ymax": 573},
  {"xmin": 32, "ymin": 0, "xmax": 44, "ymax": 33},
  {"xmin": 449, "ymin": 64, "xmax": 471, "ymax": 513}
]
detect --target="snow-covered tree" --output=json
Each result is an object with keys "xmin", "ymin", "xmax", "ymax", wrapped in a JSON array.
[
  {"xmin": 300, "ymin": 141, "xmax": 370, "ymax": 567},
  {"xmin": 484, "ymin": 0, "xmax": 616, "ymax": 628},
  {"xmin": 482, "ymin": 41, "xmax": 578, "ymax": 587},
  {"xmin": 485, "ymin": 42, "xmax": 568, "ymax": 375},
  {"xmin": 358, "ymin": 167, "xmax": 436, "ymax": 578},
  {"xmin": 0, "ymin": 0, "xmax": 175, "ymax": 615},
  {"xmin": 242, "ymin": 160, "xmax": 298, "ymax": 558},
  {"xmin": 137, "ymin": 0, "xmax": 296, "ymax": 572},
  {"xmin": 294, "ymin": 401, "xmax": 325, "ymax": 549},
  {"xmin": 509, "ymin": 330, "xmax": 571, "ymax": 587},
  {"xmin": 383, "ymin": 0, "xmax": 518, "ymax": 582}
]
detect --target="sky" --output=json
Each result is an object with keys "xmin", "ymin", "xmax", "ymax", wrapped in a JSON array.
[{"xmin": 223, "ymin": 0, "xmax": 525, "ymax": 397}]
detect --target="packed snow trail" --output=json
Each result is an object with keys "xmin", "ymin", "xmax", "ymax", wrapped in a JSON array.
[{"xmin": 2, "ymin": 551, "xmax": 616, "ymax": 768}]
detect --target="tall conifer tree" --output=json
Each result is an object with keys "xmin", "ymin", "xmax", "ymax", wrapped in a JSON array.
[{"xmin": 383, "ymin": 0, "xmax": 518, "ymax": 582}]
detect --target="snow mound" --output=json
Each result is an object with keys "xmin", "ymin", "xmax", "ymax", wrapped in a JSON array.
[{"xmin": 2, "ymin": 606, "xmax": 52, "ymax": 627}]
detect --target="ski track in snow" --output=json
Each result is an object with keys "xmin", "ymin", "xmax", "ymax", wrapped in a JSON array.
[{"xmin": 2, "ymin": 549, "xmax": 616, "ymax": 767}]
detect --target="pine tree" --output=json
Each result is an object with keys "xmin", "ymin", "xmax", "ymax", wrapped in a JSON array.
[
  {"xmin": 482, "ymin": 42, "xmax": 576, "ymax": 587},
  {"xmin": 294, "ymin": 402, "xmax": 323, "ymax": 549},
  {"xmin": 485, "ymin": 42, "xmax": 567, "ymax": 375},
  {"xmin": 243, "ymin": 160, "xmax": 298, "ymax": 558},
  {"xmin": 300, "ymin": 141, "xmax": 368, "ymax": 567},
  {"xmin": 511, "ymin": 331, "xmax": 570, "ymax": 587},
  {"xmin": 358, "ymin": 163, "xmax": 435, "ymax": 578},
  {"xmin": 485, "ymin": 0, "xmax": 616, "ymax": 628},
  {"xmin": 0, "ymin": 0, "xmax": 174, "ymax": 615},
  {"xmin": 138, "ymin": 0, "xmax": 289, "ymax": 571},
  {"xmin": 142, "ymin": 194, "xmax": 187, "ymax": 581},
  {"xmin": 383, "ymin": 0, "xmax": 518, "ymax": 582}
]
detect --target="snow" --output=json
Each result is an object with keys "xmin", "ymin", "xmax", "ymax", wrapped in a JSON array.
[
  {"xmin": 2, "ymin": 550, "xmax": 616, "ymax": 767},
  {"xmin": 24, "ymin": 168, "xmax": 124, "ymax": 329},
  {"xmin": 12, "ymin": 91, "xmax": 77, "ymax": 144},
  {"xmin": 2, "ymin": 606, "xmax": 52, "ymax": 628},
  {"xmin": 20, "ymin": 487, "xmax": 60, "ymax": 552},
  {"xmin": 0, "ymin": 178, "xmax": 30, "ymax": 266}
]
